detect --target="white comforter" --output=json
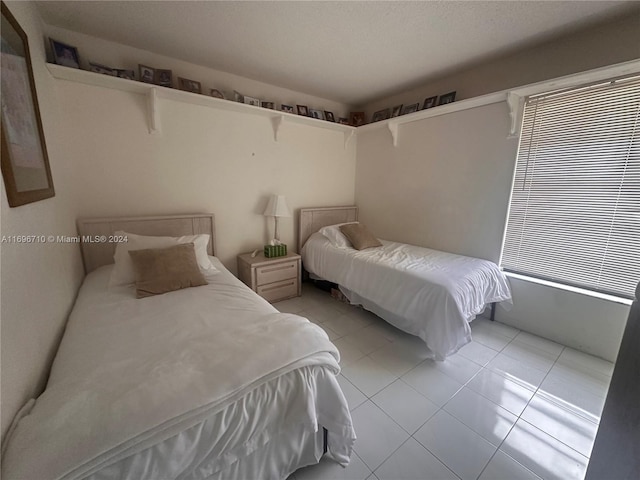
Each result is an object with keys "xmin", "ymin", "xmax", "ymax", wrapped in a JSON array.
[
  {"xmin": 2, "ymin": 259, "xmax": 351, "ymax": 480},
  {"xmin": 302, "ymin": 233, "xmax": 512, "ymax": 359}
]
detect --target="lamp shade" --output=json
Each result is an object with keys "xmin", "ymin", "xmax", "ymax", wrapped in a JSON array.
[{"xmin": 263, "ymin": 194, "xmax": 291, "ymax": 217}]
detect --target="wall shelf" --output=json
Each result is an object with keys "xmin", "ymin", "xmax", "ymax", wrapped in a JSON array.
[{"xmin": 46, "ymin": 63, "xmax": 356, "ymax": 146}]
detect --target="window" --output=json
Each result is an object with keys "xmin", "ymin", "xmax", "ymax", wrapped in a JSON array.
[{"xmin": 501, "ymin": 76, "xmax": 640, "ymax": 300}]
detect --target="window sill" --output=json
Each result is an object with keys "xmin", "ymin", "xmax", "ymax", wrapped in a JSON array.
[{"xmin": 504, "ymin": 272, "xmax": 633, "ymax": 306}]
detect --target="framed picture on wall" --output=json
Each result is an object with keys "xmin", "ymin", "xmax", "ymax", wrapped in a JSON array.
[
  {"xmin": 1, "ymin": 3, "xmax": 55, "ymax": 207},
  {"xmin": 178, "ymin": 77, "xmax": 202, "ymax": 94},
  {"xmin": 401, "ymin": 103, "xmax": 419, "ymax": 115},
  {"xmin": 438, "ymin": 91, "xmax": 456, "ymax": 105},
  {"xmin": 309, "ymin": 109, "xmax": 324, "ymax": 120},
  {"xmin": 297, "ymin": 105, "xmax": 309, "ymax": 116},
  {"xmin": 324, "ymin": 111, "xmax": 335, "ymax": 122},
  {"xmin": 422, "ymin": 96, "xmax": 437, "ymax": 109},
  {"xmin": 372, "ymin": 108, "xmax": 390, "ymax": 122},
  {"xmin": 390, "ymin": 104, "xmax": 403, "ymax": 118},
  {"xmin": 281, "ymin": 104, "xmax": 294, "ymax": 113},
  {"xmin": 139, "ymin": 64, "xmax": 155, "ymax": 84},
  {"xmin": 49, "ymin": 38, "xmax": 80, "ymax": 69},
  {"xmin": 155, "ymin": 69, "xmax": 172, "ymax": 88}
]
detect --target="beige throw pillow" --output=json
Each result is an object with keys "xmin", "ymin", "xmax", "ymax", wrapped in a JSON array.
[
  {"xmin": 339, "ymin": 223, "xmax": 382, "ymax": 250},
  {"xmin": 128, "ymin": 243, "xmax": 207, "ymax": 298}
]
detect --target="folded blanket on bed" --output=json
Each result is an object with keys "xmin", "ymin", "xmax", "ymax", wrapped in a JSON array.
[{"xmin": 2, "ymin": 271, "xmax": 340, "ymax": 480}]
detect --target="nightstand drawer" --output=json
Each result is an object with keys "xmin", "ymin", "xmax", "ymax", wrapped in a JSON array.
[
  {"xmin": 257, "ymin": 278, "xmax": 298, "ymax": 303},
  {"xmin": 256, "ymin": 260, "xmax": 297, "ymax": 285}
]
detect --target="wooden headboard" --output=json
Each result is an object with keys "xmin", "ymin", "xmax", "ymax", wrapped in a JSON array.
[
  {"xmin": 76, "ymin": 213, "xmax": 216, "ymax": 274},
  {"xmin": 298, "ymin": 206, "xmax": 358, "ymax": 249}
]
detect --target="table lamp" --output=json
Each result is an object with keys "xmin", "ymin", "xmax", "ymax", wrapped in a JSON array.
[{"xmin": 263, "ymin": 195, "xmax": 291, "ymax": 254}]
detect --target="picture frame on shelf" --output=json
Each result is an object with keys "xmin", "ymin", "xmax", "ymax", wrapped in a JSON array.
[
  {"xmin": 261, "ymin": 101, "xmax": 275, "ymax": 109},
  {"xmin": 210, "ymin": 89, "xmax": 225, "ymax": 99},
  {"xmin": 281, "ymin": 104, "xmax": 294, "ymax": 113},
  {"xmin": 116, "ymin": 69, "xmax": 135, "ymax": 80},
  {"xmin": 297, "ymin": 105, "xmax": 309, "ymax": 116},
  {"xmin": 338, "ymin": 117, "xmax": 349, "ymax": 125},
  {"xmin": 390, "ymin": 104, "xmax": 403, "ymax": 118},
  {"xmin": 438, "ymin": 91, "xmax": 456, "ymax": 105},
  {"xmin": 156, "ymin": 69, "xmax": 172, "ymax": 88},
  {"xmin": 2, "ymin": 4, "xmax": 55, "ymax": 207},
  {"xmin": 234, "ymin": 90, "xmax": 244, "ymax": 103},
  {"xmin": 324, "ymin": 111, "xmax": 335, "ymax": 122},
  {"xmin": 422, "ymin": 96, "xmax": 437, "ymax": 109},
  {"xmin": 49, "ymin": 38, "xmax": 80, "ymax": 69},
  {"xmin": 401, "ymin": 103, "xmax": 419, "ymax": 115},
  {"xmin": 139, "ymin": 64, "xmax": 155, "ymax": 84},
  {"xmin": 178, "ymin": 77, "xmax": 202, "ymax": 93},
  {"xmin": 309, "ymin": 109, "xmax": 324, "ymax": 120},
  {"xmin": 372, "ymin": 108, "xmax": 391, "ymax": 122},
  {"xmin": 349, "ymin": 111, "xmax": 365, "ymax": 126},
  {"xmin": 89, "ymin": 62, "xmax": 116, "ymax": 76},
  {"xmin": 244, "ymin": 95, "xmax": 260, "ymax": 107}
]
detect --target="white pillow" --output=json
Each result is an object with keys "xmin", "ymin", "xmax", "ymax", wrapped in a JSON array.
[
  {"xmin": 109, "ymin": 231, "xmax": 217, "ymax": 286},
  {"xmin": 319, "ymin": 222, "xmax": 358, "ymax": 248}
]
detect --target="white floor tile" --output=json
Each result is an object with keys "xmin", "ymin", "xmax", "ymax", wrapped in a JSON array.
[
  {"xmin": 546, "ymin": 363, "xmax": 611, "ymax": 399},
  {"xmin": 368, "ymin": 341, "xmax": 429, "ymax": 377},
  {"xmin": 323, "ymin": 314, "xmax": 370, "ymax": 337},
  {"xmin": 501, "ymin": 420, "xmax": 589, "ymax": 480},
  {"xmin": 295, "ymin": 453, "xmax": 371, "ymax": 480},
  {"xmin": 322, "ymin": 325, "xmax": 342, "ymax": 341},
  {"xmin": 466, "ymin": 369, "xmax": 535, "ymax": 416},
  {"xmin": 556, "ymin": 347, "xmax": 614, "ymax": 377},
  {"xmin": 444, "ymin": 387, "xmax": 518, "ymax": 446},
  {"xmin": 513, "ymin": 331, "xmax": 564, "ymax": 357},
  {"xmin": 342, "ymin": 356, "xmax": 398, "ymax": 397},
  {"xmin": 350, "ymin": 401, "xmax": 410, "ymax": 471},
  {"xmin": 425, "ymin": 354, "xmax": 483, "ymax": 384},
  {"xmin": 537, "ymin": 374, "xmax": 606, "ymax": 424},
  {"xmin": 471, "ymin": 324, "xmax": 513, "ymax": 351},
  {"xmin": 375, "ymin": 438, "xmax": 458, "ymax": 480},
  {"xmin": 415, "ymin": 410, "xmax": 496, "ymax": 480},
  {"xmin": 337, "ymin": 374, "xmax": 367, "ymax": 411},
  {"xmin": 479, "ymin": 450, "xmax": 541, "ymax": 480},
  {"xmin": 520, "ymin": 395, "xmax": 599, "ymax": 458},
  {"xmin": 457, "ymin": 341, "xmax": 500, "ymax": 366},
  {"xmin": 402, "ymin": 362, "xmax": 463, "ymax": 406},
  {"xmin": 501, "ymin": 340, "xmax": 559, "ymax": 373},
  {"xmin": 333, "ymin": 337, "xmax": 368, "ymax": 367},
  {"xmin": 371, "ymin": 380, "xmax": 439, "ymax": 434},
  {"xmin": 473, "ymin": 318, "xmax": 520, "ymax": 339},
  {"xmin": 275, "ymin": 297, "xmax": 306, "ymax": 313},
  {"xmin": 486, "ymin": 353, "xmax": 548, "ymax": 390},
  {"xmin": 341, "ymin": 326, "xmax": 392, "ymax": 355}
]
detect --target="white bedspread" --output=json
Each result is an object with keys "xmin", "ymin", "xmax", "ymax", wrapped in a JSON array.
[
  {"xmin": 2, "ymin": 259, "xmax": 351, "ymax": 480},
  {"xmin": 302, "ymin": 233, "xmax": 512, "ymax": 359}
]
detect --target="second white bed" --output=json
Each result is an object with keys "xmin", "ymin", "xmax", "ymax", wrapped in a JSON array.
[{"xmin": 302, "ymin": 233, "xmax": 512, "ymax": 359}]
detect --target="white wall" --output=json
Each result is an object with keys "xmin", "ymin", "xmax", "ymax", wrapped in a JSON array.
[
  {"xmin": 50, "ymin": 79, "xmax": 356, "ymax": 271},
  {"xmin": 1, "ymin": 1, "xmax": 85, "ymax": 441}
]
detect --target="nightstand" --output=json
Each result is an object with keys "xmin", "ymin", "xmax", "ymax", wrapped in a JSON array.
[{"xmin": 237, "ymin": 251, "xmax": 301, "ymax": 303}]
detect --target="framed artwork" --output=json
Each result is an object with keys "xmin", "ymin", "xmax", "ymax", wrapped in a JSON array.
[
  {"xmin": 309, "ymin": 109, "xmax": 324, "ymax": 120},
  {"xmin": 390, "ymin": 104, "xmax": 403, "ymax": 118},
  {"xmin": 139, "ymin": 64, "xmax": 155, "ymax": 84},
  {"xmin": 324, "ymin": 111, "xmax": 335, "ymax": 122},
  {"xmin": 438, "ymin": 91, "xmax": 456, "ymax": 105},
  {"xmin": 372, "ymin": 108, "xmax": 391, "ymax": 122},
  {"xmin": 401, "ymin": 103, "xmax": 419, "ymax": 115},
  {"xmin": 156, "ymin": 69, "xmax": 172, "ymax": 88},
  {"xmin": 116, "ymin": 69, "xmax": 135, "ymax": 80},
  {"xmin": 349, "ymin": 111, "xmax": 365, "ymax": 126},
  {"xmin": 261, "ymin": 101, "xmax": 275, "ymax": 109},
  {"xmin": 89, "ymin": 62, "xmax": 115, "ymax": 76},
  {"xmin": 178, "ymin": 77, "xmax": 202, "ymax": 94},
  {"xmin": 1, "ymin": 3, "xmax": 55, "ymax": 206},
  {"xmin": 297, "ymin": 105, "xmax": 309, "ymax": 116},
  {"xmin": 281, "ymin": 104, "xmax": 294, "ymax": 113},
  {"xmin": 244, "ymin": 95, "xmax": 260, "ymax": 107},
  {"xmin": 210, "ymin": 89, "xmax": 225, "ymax": 99},
  {"xmin": 422, "ymin": 96, "xmax": 437, "ymax": 109},
  {"xmin": 337, "ymin": 117, "xmax": 349, "ymax": 125},
  {"xmin": 234, "ymin": 90, "xmax": 244, "ymax": 103},
  {"xmin": 49, "ymin": 38, "xmax": 79, "ymax": 69}
]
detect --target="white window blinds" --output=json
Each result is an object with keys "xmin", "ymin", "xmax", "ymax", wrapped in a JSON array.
[{"xmin": 502, "ymin": 76, "xmax": 640, "ymax": 300}]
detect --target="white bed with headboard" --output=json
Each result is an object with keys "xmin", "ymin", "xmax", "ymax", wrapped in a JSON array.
[
  {"xmin": 299, "ymin": 206, "xmax": 512, "ymax": 360},
  {"xmin": 2, "ymin": 214, "xmax": 355, "ymax": 480}
]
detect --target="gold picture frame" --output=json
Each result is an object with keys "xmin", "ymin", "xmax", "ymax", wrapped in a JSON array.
[{"xmin": 1, "ymin": 2, "xmax": 55, "ymax": 207}]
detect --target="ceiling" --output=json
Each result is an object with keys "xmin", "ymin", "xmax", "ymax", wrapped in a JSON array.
[{"xmin": 35, "ymin": 1, "xmax": 638, "ymax": 105}]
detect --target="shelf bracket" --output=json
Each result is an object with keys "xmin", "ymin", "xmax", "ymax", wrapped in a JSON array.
[
  {"xmin": 147, "ymin": 87, "xmax": 160, "ymax": 134},
  {"xmin": 507, "ymin": 92, "xmax": 524, "ymax": 139},
  {"xmin": 344, "ymin": 129, "xmax": 355, "ymax": 149},
  {"xmin": 271, "ymin": 115, "xmax": 283, "ymax": 142},
  {"xmin": 388, "ymin": 121, "xmax": 399, "ymax": 147}
]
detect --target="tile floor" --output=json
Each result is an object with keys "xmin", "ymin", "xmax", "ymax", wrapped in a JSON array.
[{"xmin": 276, "ymin": 284, "xmax": 613, "ymax": 480}]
